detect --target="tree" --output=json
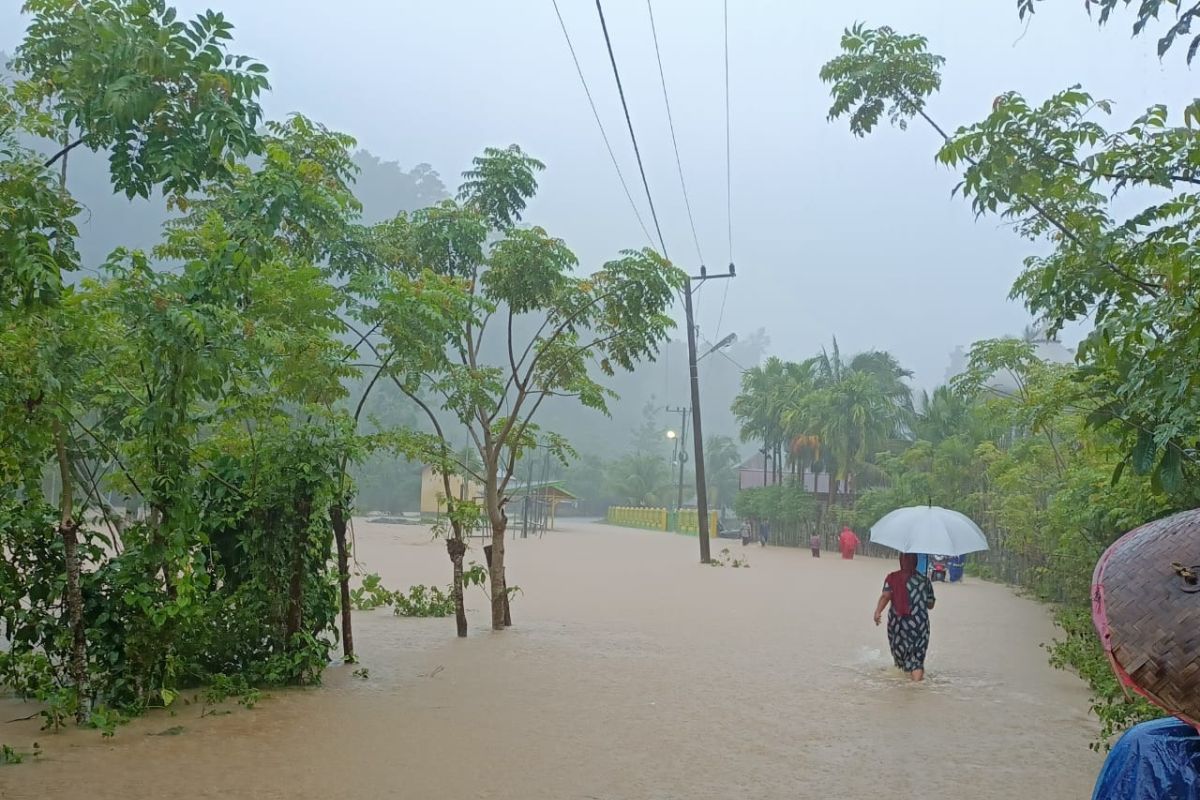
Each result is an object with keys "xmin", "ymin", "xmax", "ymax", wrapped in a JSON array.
[
  {"xmin": 366, "ymin": 145, "xmax": 684, "ymax": 631},
  {"xmin": 704, "ymin": 435, "xmax": 741, "ymax": 511},
  {"xmin": 820, "ymin": 22, "xmax": 1199, "ymax": 495},
  {"xmin": 819, "ymin": 17, "xmax": 1200, "ymax": 742},
  {"xmin": 1, "ymin": 0, "xmax": 273, "ymax": 722},
  {"xmin": 0, "ymin": 0, "xmax": 418, "ymax": 726},
  {"xmin": 606, "ymin": 452, "xmax": 673, "ymax": 506},
  {"xmin": 732, "ymin": 357, "xmax": 793, "ymax": 485},
  {"xmin": 15, "ymin": 0, "xmax": 268, "ymax": 198}
]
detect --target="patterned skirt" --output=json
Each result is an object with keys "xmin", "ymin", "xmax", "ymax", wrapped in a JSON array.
[{"xmin": 887, "ymin": 609, "xmax": 930, "ymax": 672}]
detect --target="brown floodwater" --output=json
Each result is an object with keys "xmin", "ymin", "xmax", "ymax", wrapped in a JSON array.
[{"xmin": 0, "ymin": 520, "xmax": 1101, "ymax": 799}]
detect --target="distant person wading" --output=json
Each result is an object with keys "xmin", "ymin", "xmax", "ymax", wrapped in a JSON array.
[{"xmin": 874, "ymin": 553, "xmax": 936, "ymax": 682}]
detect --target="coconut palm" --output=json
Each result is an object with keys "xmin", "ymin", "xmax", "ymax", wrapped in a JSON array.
[
  {"xmin": 783, "ymin": 339, "xmax": 914, "ymax": 504},
  {"xmin": 605, "ymin": 452, "xmax": 672, "ymax": 506},
  {"xmin": 704, "ymin": 434, "xmax": 742, "ymax": 510},
  {"xmin": 915, "ymin": 386, "xmax": 969, "ymax": 445},
  {"xmin": 732, "ymin": 357, "xmax": 790, "ymax": 485}
]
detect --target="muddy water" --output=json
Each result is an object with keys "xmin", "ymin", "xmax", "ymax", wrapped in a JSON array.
[{"xmin": 1, "ymin": 520, "xmax": 1100, "ymax": 799}]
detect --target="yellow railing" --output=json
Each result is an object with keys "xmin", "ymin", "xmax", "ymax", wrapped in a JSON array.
[
  {"xmin": 606, "ymin": 506, "xmax": 669, "ymax": 531},
  {"xmin": 676, "ymin": 509, "xmax": 719, "ymax": 538},
  {"xmin": 605, "ymin": 506, "xmax": 717, "ymax": 538}
]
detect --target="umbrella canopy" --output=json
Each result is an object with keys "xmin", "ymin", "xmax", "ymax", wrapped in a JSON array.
[{"xmin": 869, "ymin": 505, "xmax": 989, "ymax": 556}]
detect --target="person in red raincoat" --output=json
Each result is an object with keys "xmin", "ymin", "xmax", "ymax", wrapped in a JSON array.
[{"xmin": 839, "ymin": 526, "xmax": 860, "ymax": 560}]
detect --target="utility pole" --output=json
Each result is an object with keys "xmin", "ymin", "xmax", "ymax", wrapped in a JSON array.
[
  {"xmin": 665, "ymin": 405, "xmax": 690, "ymax": 511},
  {"xmin": 683, "ymin": 263, "xmax": 735, "ymax": 564}
]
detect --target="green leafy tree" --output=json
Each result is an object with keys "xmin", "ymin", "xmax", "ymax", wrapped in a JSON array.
[
  {"xmin": 15, "ymin": 0, "xmax": 268, "ymax": 198},
  {"xmin": 0, "ymin": 0, "xmax": 411, "ymax": 726},
  {"xmin": 820, "ymin": 22, "xmax": 1198, "ymax": 496},
  {"xmin": 704, "ymin": 435, "xmax": 741, "ymax": 511},
  {"xmin": 606, "ymin": 452, "xmax": 673, "ymax": 507},
  {"xmin": 367, "ymin": 145, "xmax": 684, "ymax": 631}
]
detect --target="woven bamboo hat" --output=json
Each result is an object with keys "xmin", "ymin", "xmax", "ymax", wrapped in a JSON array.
[{"xmin": 1092, "ymin": 508, "xmax": 1200, "ymax": 727}]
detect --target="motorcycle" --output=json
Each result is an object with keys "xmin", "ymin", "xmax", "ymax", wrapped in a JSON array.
[{"xmin": 930, "ymin": 556, "xmax": 948, "ymax": 582}]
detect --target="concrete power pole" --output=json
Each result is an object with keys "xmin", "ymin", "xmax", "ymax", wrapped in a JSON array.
[{"xmin": 683, "ymin": 264, "xmax": 735, "ymax": 564}]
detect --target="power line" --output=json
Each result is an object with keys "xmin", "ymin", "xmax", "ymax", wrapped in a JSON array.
[
  {"xmin": 723, "ymin": 0, "xmax": 733, "ymax": 267},
  {"xmin": 714, "ymin": 0, "xmax": 733, "ymax": 341},
  {"xmin": 594, "ymin": 0, "xmax": 670, "ymax": 260},
  {"xmin": 646, "ymin": 0, "xmax": 704, "ymax": 267},
  {"xmin": 550, "ymin": 0, "xmax": 654, "ymax": 248}
]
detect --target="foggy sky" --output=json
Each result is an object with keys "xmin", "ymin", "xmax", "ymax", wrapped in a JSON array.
[{"xmin": 3, "ymin": 0, "xmax": 1193, "ymax": 394}]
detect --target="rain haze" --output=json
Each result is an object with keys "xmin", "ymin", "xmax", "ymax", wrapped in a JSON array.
[
  {"xmin": 3, "ymin": 2, "xmax": 1199, "ymax": 798},
  {"xmin": 3, "ymin": 0, "xmax": 1193, "ymax": 390}
]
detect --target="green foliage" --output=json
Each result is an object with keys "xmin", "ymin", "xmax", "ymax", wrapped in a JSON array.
[
  {"xmin": 350, "ymin": 573, "xmax": 394, "ymax": 611},
  {"xmin": 0, "ymin": 743, "xmax": 40, "ymax": 765},
  {"xmin": 361, "ymin": 143, "xmax": 684, "ymax": 631},
  {"xmin": 0, "ymin": 0, "xmax": 382, "ymax": 731},
  {"xmin": 1047, "ymin": 607, "xmax": 1157, "ymax": 750},
  {"xmin": 15, "ymin": 0, "xmax": 268, "ymax": 198},
  {"xmin": 704, "ymin": 435, "xmax": 741, "ymax": 510},
  {"xmin": 86, "ymin": 705, "xmax": 127, "ymax": 738},
  {"xmin": 733, "ymin": 342, "xmax": 912, "ymax": 499},
  {"xmin": 845, "ymin": 344, "xmax": 1186, "ymax": 744},
  {"xmin": 821, "ymin": 20, "xmax": 1200, "ymax": 513},
  {"xmin": 392, "ymin": 585, "xmax": 455, "ymax": 618},
  {"xmin": 819, "ymin": 23, "xmax": 944, "ymax": 136},
  {"xmin": 0, "ymin": 89, "xmax": 80, "ymax": 307},
  {"xmin": 820, "ymin": 21, "xmax": 1200, "ymax": 740},
  {"xmin": 605, "ymin": 452, "xmax": 673, "ymax": 506}
]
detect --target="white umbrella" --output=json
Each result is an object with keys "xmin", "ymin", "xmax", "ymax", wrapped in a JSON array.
[{"xmin": 869, "ymin": 505, "xmax": 989, "ymax": 556}]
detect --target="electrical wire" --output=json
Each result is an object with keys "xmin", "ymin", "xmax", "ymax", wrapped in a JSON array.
[
  {"xmin": 594, "ymin": 0, "xmax": 670, "ymax": 260},
  {"xmin": 646, "ymin": 0, "xmax": 704, "ymax": 267},
  {"xmin": 723, "ymin": 0, "xmax": 733, "ymax": 268},
  {"xmin": 551, "ymin": 0, "xmax": 655, "ymax": 248},
  {"xmin": 713, "ymin": 0, "xmax": 733, "ymax": 341}
]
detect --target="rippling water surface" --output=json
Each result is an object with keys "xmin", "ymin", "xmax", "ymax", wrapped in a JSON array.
[{"xmin": 0, "ymin": 520, "xmax": 1100, "ymax": 799}]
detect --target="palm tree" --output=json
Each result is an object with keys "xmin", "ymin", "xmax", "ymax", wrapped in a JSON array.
[
  {"xmin": 704, "ymin": 435, "xmax": 742, "ymax": 510},
  {"xmin": 734, "ymin": 341, "xmax": 914, "ymax": 505},
  {"xmin": 808, "ymin": 370, "xmax": 899, "ymax": 503},
  {"xmin": 732, "ymin": 357, "xmax": 790, "ymax": 485},
  {"xmin": 605, "ymin": 453, "xmax": 672, "ymax": 506},
  {"xmin": 915, "ymin": 386, "xmax": 969, "ymax": 445},
  {"xmin": 783, "ymin": 339, "xmax": 914, "ymax": 504}
]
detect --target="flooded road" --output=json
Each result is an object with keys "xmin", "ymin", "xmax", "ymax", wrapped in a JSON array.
[{"xmin": 1, "ymin": 520, "xmax": 1100, "ymax": 799}]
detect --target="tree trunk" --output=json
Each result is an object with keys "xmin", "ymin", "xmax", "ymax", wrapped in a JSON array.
[
  {"xmin": 485, "ymin": 476, "xmax": 512, "ymax": 629},
  {"xmin": 286, "ymin": 499, "xmax": 312, "ymax": 641},
  {"xmin": 483, "ymin": 540, "xmax": 511, "ymax": 630},
  {"xmin": 446, "ymin": 536, "xmax": 468, "ymax": 638},
  {"xmin": 331, "ymin": 503, "xmax": 354, "ymax": 660},
  {"xmin": 53, "ymin": 422, "xmax": 87, "ymax": 722}
]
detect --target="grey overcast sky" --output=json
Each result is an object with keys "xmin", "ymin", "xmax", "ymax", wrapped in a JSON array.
[{"xmin": 2, "ymin": 1, "xmax": 1193, "ymax": 388}]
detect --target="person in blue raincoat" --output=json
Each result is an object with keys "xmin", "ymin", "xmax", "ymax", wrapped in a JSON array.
[
  {"xmin": 1092, "ymin": 717, "xmax": 1200, "ymax": 799},
  {"xmin": 947, "ymin": 554, "xmax": 965, "ymax": 582}
]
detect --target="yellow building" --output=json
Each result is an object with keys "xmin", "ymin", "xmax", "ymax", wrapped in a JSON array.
[{"xmin": 419, "ymin": 465, "xmax": 484, "ymax": 515}]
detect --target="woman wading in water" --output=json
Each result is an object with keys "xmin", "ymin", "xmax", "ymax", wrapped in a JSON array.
[{"xmin": 873, "ymin": 553, "xmax": 936, "ymax": 681}]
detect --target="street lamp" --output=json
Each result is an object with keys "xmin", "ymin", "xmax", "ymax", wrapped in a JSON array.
[
  {"xmin": 666, "ymin": 430, "xmax": 677, "ymax": 440},
  {"xmin": 698, "ymin": 332, "xmax": 738, "ymax": 362}
]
